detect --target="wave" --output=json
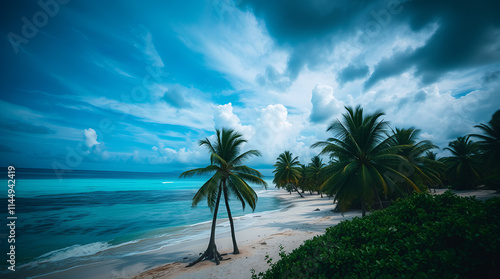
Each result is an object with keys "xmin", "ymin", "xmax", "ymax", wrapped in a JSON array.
[{"xmin": 34, "ymin": 242, "xmax": 111, "ymax": 263}]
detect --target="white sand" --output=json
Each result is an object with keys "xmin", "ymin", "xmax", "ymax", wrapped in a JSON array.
[
  {"xmin": 35, "ymin": 190, "xmax": 358, "ymax": 279},
  {"xmin": 134, "ymin": 191, "xmax": 360, "ymax": 279},
  {"xmin": 36, "ymin": 189, "xmax": 497, "ymax": 279}
]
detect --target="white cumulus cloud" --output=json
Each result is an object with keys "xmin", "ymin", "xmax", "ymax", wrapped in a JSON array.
[{"xmin": 309, "ymin": 85, "xmax": 345, "ymax": 123}]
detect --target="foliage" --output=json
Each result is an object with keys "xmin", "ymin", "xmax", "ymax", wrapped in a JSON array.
[
  {"xmin": 305, "ymin": 155, "xmax": 326, "ymax": 196},
  {"xmin": 180, "ymin": 128, "xmax": 266, "ymax": 263},
  {"xmin": 441, "ymin": 136, "xmax": 482, "ymax": 190},
  {"xmin": 273, "ymin": 151, "xmax": 304, "ymax": 197},
  {"xmin": 253, "ymin": 192, "xmax": 500, "ymax": 278},
  {"xmin": 470, "ymin": 109, "xmax": 500, "ymax": 191},
  {"xmin": 388, "ymin": 127, "xmax": 443, "ymax": 193},
  {"xmin": 312, "ymin": 106, "xmax": 421, "ymax": 216}
]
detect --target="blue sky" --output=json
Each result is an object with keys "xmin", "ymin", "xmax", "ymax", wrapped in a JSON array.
[{"xmin": 1, "ymin": 0, "xmax": 499, "ymax": 175}]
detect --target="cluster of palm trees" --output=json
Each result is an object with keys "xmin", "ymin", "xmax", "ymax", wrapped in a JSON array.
[
  {"xmin": 272, "ymin": 106, "xmax": 499, "ymax": 216},
  {"xmin": 272, "ymin": 152, "xmax": 328, "ymax": 198},
  {"xmin": 442, "ymin": 110, "xmax": 500, "ymax": 191},
  {"xmin": 180, "ymin": 107, "xmax": 499, "ymax": 266}
]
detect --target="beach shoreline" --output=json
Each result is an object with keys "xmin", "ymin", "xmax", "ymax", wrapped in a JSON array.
[
  {"xmin": 132, "ymin": 191, "xmax": 360, "ymax": 279},
  {"xmin": 33, "ymin": 189, "xmax": 498, "ymax": 279},
  {"xmin": 31, "ymin": 190, "xmax": 358, "ymax": 279}
]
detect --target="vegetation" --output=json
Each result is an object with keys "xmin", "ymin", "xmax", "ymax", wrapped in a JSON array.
[
  {"xmin": 272, "ymin": 151, "xmax": 304, "ymax": 198},
  {"xmin": 470, "ymin": 110, "xmax": 500, "ymax": 191},
  {"xmin": 441, "ymin": 136, "xmax": 482, "ymax": 190},
  {"xmin": 252, "ymin": 192, "xmax": 500, "ymax": 278},
  {"xmin": 305, "ymin": 156, "xmax": 326, "ymax": 197},
  {"xmin": 311, "ymin": 106, "xmax": 423, "ymax": 216},
  {"xmin": 180, "ymin": 128, "xmax": 267, "ymax": 266}
]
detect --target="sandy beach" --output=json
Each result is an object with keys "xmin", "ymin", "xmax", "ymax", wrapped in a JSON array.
[
  {"xmin": 34, "ymin": 190, "xmax": 359, "ymax": 279},
  {"xmin": 34, "ymin": 188, "xmax": 498, "ymax": 279}
]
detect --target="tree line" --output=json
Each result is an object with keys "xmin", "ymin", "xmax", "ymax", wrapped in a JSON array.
[{"xmin": 273, "ymin": 106, "xmax": 500, "ymax": 216}]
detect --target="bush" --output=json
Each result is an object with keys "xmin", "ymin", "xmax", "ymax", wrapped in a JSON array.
[{"xmin": 253, "ymin": 191, "xmax": 500, "ymax": 278}]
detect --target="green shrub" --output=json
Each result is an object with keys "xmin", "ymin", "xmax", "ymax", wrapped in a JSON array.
[{"xmin": 253, "ymin": 191, "xmax": 500, "ymax": 278}]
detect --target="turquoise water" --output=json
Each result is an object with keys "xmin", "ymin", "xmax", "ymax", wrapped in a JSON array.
[{"xmin": 0, "ymin": 168, "xmax": 280, "ymax": 278}]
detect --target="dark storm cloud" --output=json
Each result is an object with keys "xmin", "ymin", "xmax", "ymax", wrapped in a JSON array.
[
  {"xmin": 365, "ymin": 0, "xmax": 500, "ymax": 89},
  {"xmin": 0, "ymin": 120, "xmax": 56, "ymax": 134},
  {"xmin": 239, "ymin": 0, "xmax": 377, "ymax": 84},
  {"xmin": 240, "ymin": 0, "xmax": 500, "ymax": 89},
  {"xmin": 337, "ymin": 63, "xmax": 370, "ymax": 84}
]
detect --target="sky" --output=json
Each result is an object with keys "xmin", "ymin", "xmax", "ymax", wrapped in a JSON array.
[{"xmin": 1, "ymin": 0, "xmax": 499, "ymax": 175}]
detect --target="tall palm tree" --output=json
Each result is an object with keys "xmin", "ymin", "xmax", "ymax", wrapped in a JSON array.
[
  {"xmin": 180, "ymin": 128, "xmax": 267, "ymax": 266},
  {"xmin": 306, "ymin": 155, "xmax": 326, "ymax": 197},
  {"xmin": 470, "ymin": 110, "xmax": 500, "ymax": 191},
  {"xmin": 471, "ymin": 110, "xmax": 500, "ymax": 160},
  {"xmin": 442, "ymin": 136, "xmax": 482, "ymax": 190},
  {"xmin": 312, "ymin": 106, "xmax": 420, "ymax": 216},
  {"xmin": 272, "ymin": 151, "xmax": 304, "ymax": 198},
  {"xmin": 388, "ymin": 127, "xmax": 443, "ymax": 194}
]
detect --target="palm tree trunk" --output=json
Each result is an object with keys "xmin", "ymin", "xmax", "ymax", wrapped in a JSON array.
[
  {"xmin": 223, "ymin": 181, "xmax": 239, "ymax": 254},
  {"xmin": 291, "ymin": 184, "xmax": 304, "ymax": 198},
  {"xmin": 187, "ymin": 185, "xmax": 223, "ymax": 267}
]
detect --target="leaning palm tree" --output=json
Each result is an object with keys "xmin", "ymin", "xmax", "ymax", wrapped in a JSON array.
[
  {"xmin": 272, "ymin": 151, "xmax": 304, "ymax": 198},
  {"xmin": 306, "ymin": 155, "xmax": 326, "ymax": 197},
  {"xmin": 180, "ymin": 128, "xmax": 267, "ymax": 266},
  {"xmin": 442, "ymin": 136, "xmax": 482, "ymax": 190},
  {"xmin": 312, "ymin": 106, "xmax": 420, "ymax": 216}
]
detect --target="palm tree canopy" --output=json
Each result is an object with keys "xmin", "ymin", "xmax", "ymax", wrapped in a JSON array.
[
  {"xmin": 442, "ymin": 136, "xmax": 482, "ymax": 190},
  {"xmin": 312, "ymin": 106, "xmax": 420, "ymax": 214},
  {"xmin": 388, "ymin": 127, "xmax": 443, "ymax": 188},
  {"xmin": 272, "ymin": 151, "xmax": 302, "ymax": 187},
  {"xmin": 180, "ymin": 128, "xmax": 267, "ymax": 211},
  {"xmin": 470, "ymin": 109, "xmax": 500, "ymax": 161}
]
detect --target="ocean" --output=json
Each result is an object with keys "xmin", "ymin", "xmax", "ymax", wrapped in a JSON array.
[{"xmin": 0, "ymin": 168, "xmax": 281, "ymax": 278}]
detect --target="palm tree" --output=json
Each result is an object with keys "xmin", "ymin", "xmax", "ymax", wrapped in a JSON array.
[
  {"xmin": 312, "ymin": 106, "xmax": 420, "ymax": 216},
  {"xmin": 297, "ymin": 164, "xmax": 311, "ymax": 194},
  {"xmin": 470, "ymin": 110, "xmax": 500, "ymax": 191},
  {"xmin": 306, "ymin": 156, "xmax": 326, "ymax": 197},
  {"xmin": 442, "ymin": 136, "xmax": 482, "ymax": 190},
  {"xmin": 471, "ymin": 110, "xmax": 500, "ymax": 160},
  {"xmin": 180, "ymin": 128, "xmax": 267, "ymax": 266},
  {"xmin": 423, "ymin": 151, "xmax": 444, "ymax": 192},
  {"xmin": 272, "ymin": 151, "xmax": 304, "ymax": 198},
  {"xmin": 388, "ymin": 127, "xmax": 443, "ymax": 194}
]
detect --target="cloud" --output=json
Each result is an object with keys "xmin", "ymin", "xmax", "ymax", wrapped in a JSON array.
[
  {"xmin": 151, "ymin": 142, "xmax": 202, "ymax": 164},
  {"xmin": 309, "ymin": 85, "xmax": 345, "ymax": 123},
  {"xmin": 0, "ymin": 120, "xmax": 56, "ymax": 135},
  {"xmin": 241, "ymin": 0, "xmax": 500, "ymax": 90},
  {"xmin": 365, "ymin": 0, "xmax": 500, "ymax": 88},
  {"xmin": 213, "ymin": 103, "xmax": 255, "ymax": 139},
  {"xmin": 83, "ymin": 128, "xmax": 100, "ymax": 148},
  {"xmin": 337, "ymin": 63, "xmax": 369, "ymax": 84},
  {"xmin": 161, "ymin": 88, "xmax": 192, "ymax": 108}
]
